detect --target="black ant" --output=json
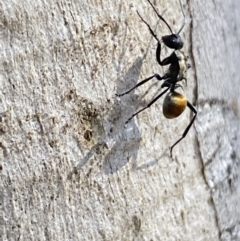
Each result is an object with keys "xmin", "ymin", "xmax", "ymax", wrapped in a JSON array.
[{"xmin": 117, "ymin": 0, "xmax": 197, "ymax": 156}]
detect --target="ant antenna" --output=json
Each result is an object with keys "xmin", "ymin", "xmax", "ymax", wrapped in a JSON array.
[
  {"xmin": 177, "ymin": 0, "xmax": 186, "ymax": 34},
  {"xmin": 146, "ymin": 0, "xmax": 173, "ymax": 34},
  {"xmin": 147, "ymin": 0, "xmax": 186, "ymax": 35},
  {"xmin": 137, "ymin": 11, "xmax": 162, "ymax": 43}
]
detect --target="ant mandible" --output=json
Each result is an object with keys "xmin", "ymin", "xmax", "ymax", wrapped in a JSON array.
[{"xmin": 117, "ymin": 0, "xmax": 197, "ymax": 156}]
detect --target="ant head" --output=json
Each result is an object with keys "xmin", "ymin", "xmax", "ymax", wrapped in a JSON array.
[{"xmin": 162, "ymin": 34, "xmax": 183, "ymax": 50}]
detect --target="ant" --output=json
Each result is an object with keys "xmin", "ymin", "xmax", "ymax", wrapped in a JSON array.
[{"xmin": 117, "ymin": 0, "xmax": 197, "ymax": 156}]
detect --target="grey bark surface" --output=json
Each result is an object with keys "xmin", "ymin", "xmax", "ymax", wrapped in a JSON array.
[{"xmin": 0, "ymin": 0, "xmax": 240, "ymax": 240}]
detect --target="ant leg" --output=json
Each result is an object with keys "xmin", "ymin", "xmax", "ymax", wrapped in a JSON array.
[
  {"xmin": 136, "ymin": 11, "xmax": 161, "ymax": 43},
  {"xmin": 117, "ymin": 74, "xmax": 163, "ymax": 97},
  {"xmin": 156, "ymin": 42, "xmax": 163, "ymax": 66},
  {"xmin": 156, "ymin": 41, "xmax": 175, "ymax": 66},
  {"xmin": 125, "ymin": 87, "xmax": 170, "ymax": 124},
  {"xmin": 170, "ymin": 101, "xmax": 197, "ymax": 156},
  {"xmin": 156, "ymin": 42, "xmax": 170, "ymax": 66},
  {"xmin": 156, "ymin": 43, "xmax": 179, "ymax": 66}
]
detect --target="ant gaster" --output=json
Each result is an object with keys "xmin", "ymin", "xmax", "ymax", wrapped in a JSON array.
[{"xmin": 117, "ymin": 0, "xmax": 197, "ymax": 156}]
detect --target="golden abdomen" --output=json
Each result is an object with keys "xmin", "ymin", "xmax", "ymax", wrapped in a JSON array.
[{"xmin": 163, "ymin": 91, "xmax": 187, "ymax": 119}]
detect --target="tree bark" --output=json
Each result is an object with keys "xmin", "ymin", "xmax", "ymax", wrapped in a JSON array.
[{"xmin": 1, "ymin": 0, "xmax": 240, "ymax": 240}]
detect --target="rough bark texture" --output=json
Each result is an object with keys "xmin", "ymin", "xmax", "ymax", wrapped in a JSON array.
[{"xmin": 1, "ymin": 0, "xmax": 240, "ymax": 240}]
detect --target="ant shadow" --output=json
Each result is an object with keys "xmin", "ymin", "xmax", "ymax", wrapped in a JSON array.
[
  {"xmin": 102, "ymin": 22, "xmax": 169, "ymax": 174},
  {"xmin": 102, "ymin": 56, "xmax": 145, "ymax": 174},
  {"xmin": 102, "ymin": 56, "xmax": 171, "ymax": 173},
  {"xmin": 72, "ymin": 12, "xmax": 171, "ymax": 176},
  {"xmin": 72, "ymin": 56, "xmax": 146, "ymax": 175}
]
